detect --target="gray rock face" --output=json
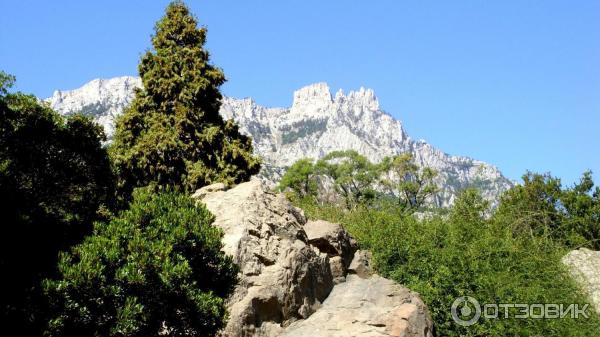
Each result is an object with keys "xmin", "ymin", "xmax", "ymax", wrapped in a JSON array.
[
  {"xmin": 562, "ymin": 248, "xmax": 600, "ymax": 313},
  {"xmin": 194, "ymin": 180, "xmax": 433, "ymax": 337},
  {"xmin": 47, "ymin": 76, "xmax": 141, "ymax": 139},
  {"xmin": 304, "ymin": 220, "xmax": 358, "ymax": 269},
  {"xmin": 195, "ymin": 179, "xmax": 332, "ymax": 336},
  {"xmin": 281, "ymin": 275, "xmax": 433, "ymax": 337},
  {"xmin": 304, "ymin": 220, "xmax": 358, "ymax": 285},
  {"xmin": 348, "ymin": 250, "xmax": 374, "ymax": 279}
]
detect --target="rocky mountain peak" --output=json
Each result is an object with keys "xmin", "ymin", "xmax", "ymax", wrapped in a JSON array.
[
  {"xmin": 337, "ymin": 86, "xmax": 380, "ymax": 111},
  {"xmin": 292, "ymin": 82, "xmax": 333, "ymax": 109},
  {"xmin": 48, "ymin": 76, "xmax": 141, "ymax": 138},
  {"xmin": 50, "ymin": 76, "xmax": 140, "ymax": 105},
  {"xmin": 291, "ymin": 82, "xmax": 380, "ymax": 113},
  {"xmin": 47, "ymin": 76, "xmax": 514, "ymax": 207}
]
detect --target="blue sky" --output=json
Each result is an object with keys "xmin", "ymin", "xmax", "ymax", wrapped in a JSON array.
[{"xmin": 1, "ymin": 1, "xmax": 599, "ymax": 185}]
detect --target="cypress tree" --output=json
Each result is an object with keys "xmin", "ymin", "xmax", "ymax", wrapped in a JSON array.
[{"xmin": 111, "ymin": 1, "xmax": 260, "ymax": 200}]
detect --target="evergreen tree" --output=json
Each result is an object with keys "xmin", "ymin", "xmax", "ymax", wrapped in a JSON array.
[
  {"xmin": 560, "ymin": 171, "xmax": 600, "ymax": 248},
  {"xmin": 496, "ymin": 171, "xmax": 600, "ymax": 249},
  {"xmin": 111, "ymin": 1, "xmax": 260, "ymax": 201},
  {"xmin": 495, "ymin": 171, "xmax": 564, "ymax": 236}
]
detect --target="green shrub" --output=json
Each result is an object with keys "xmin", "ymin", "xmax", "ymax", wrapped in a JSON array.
[
  {"xmin": 296, "ymin": 190, "xmax": 600, "ymax": 336},
  {"xmin": 44, "ymin": 189, "xmax": 237, "ymax": 337}
]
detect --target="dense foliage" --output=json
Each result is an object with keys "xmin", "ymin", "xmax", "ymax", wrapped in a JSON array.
[
  {"xmin": 497, "ymin": 171, "xmax": 600, "ymax": 249},
  {"xmin": 0, "ymin": 72, "xmax": 115, "ymax": 335},
  {"xmin": 277, "ymin": 158, "xmax": 318, "ymax": 197},
  {"xmin": 44, "ymin": 189, "xmax": 237, "ymax": 337},
  {"xmin": 110, "ymin": 1, "xmax": 260, "ymax": 203},
  {"xmin": 279, "ymin": 150, "xmax": 436, "ymax": 211},
  {"xmin": 37, "ymin": 3, "xmax": 252, "ymax": 336},
  {"xmin": 3, "ymin": 3, "xmax": 257, "ymax": 336},
  {"xmin": 294, "ymin": 158, "xmax": 600, "ymax": 336},
  {"xmin": 297, "ymin": 187, "xmax": 600, "ymax": 336}
]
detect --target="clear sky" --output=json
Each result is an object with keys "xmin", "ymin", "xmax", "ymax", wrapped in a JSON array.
[{"xmin": 1, "ymin": 1, "xmax": 598, "ymax": 185}]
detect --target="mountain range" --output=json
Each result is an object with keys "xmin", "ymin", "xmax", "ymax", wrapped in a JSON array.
[{"xmin": 47, "ymin": 76, "xmax": 513, "ymax": 207}]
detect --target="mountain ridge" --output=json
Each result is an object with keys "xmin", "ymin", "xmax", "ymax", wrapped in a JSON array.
[{"xmin": 47, "ymin": 76, "xmax": 513, "ymax": 207}]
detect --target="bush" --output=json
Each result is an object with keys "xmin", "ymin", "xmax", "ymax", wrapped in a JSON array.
[
  {"xmin": 296, "ymin": 190, "xmax": 600, "ymax": 336},
  {"xmin": 44, "ymin": 189, "xmax": 237, "ymax": 337}
]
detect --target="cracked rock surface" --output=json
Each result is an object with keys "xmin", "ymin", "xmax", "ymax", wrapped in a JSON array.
[
  {"xmin": 281, "ymin": 274, "xmax": 433, "ymax": 337},
  {"xmin": 194, "ymin": 179, "xmax": 433, "ymax": 337}
]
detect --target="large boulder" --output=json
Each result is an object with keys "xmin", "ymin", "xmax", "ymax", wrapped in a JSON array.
[
  {"xmin": 562, "ymin": 248, "xmax": 600, "ymax": 313},
  {"xmin": 304, "ymin": 220, "xmax": 357, "ymax": 262},
  {"xmin": 304, "ymin": 220, "xmax": 358, "ymax": 283},
  {"xmin": 194, "ymin": 179, "xmax": 433, "ymax": 337},
  {"xmin": 196, "ymin": 179, "xmax": 332, "ymax": 336},
  {"xmin": 348, "ymin": 250, "xmax": 374, "ymax": 279},
  {"xmin": 281, "ymin": 275, "xmax": 433, "ymax": 337}
]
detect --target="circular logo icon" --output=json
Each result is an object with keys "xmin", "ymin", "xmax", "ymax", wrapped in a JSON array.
[{"xmin": 451, "ymin": 296, "xmax": 481, "ymax": 326}]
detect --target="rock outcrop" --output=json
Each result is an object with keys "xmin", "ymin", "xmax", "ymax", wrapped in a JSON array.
[
  {"xmin": 562, "ymin": 248, "xmax": 600, "ymax": 313},
  {"xmin": 348, "ymin": 250, "xmax": 374, "ymax": 279},
  {"xmin": 281, "ymin": 275, "xmax": 433, "ymax": 337},
  {"xmin": 193, "ymin": 179, "xmax": 433, "ymax": 337},
  {"xmin": 304, "ymin": 220, "xmax": 357, "ymax": 284}
]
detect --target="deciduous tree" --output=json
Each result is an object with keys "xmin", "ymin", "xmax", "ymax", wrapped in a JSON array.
[
  {"xmin": 0, "ymin": 71, "xmax": 114, "ymax": 335},
  {"xmin": 278, "ymin": 158, "xmax": 317, "ymax": 197},
  {"xmin": 379, "ymin": 153, "xmax": 438, "ymax": 212}
]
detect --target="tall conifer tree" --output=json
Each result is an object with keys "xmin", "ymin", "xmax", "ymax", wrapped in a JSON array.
[{"xmin": 111, "ymin": 1, "xmax": 260, "ymax": 199}]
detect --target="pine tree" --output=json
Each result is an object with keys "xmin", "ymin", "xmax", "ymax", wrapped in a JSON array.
[
  {"xmin": 315, "ymin": 150, "xmax": 378, "ymax": 208},
  {"xmin": 111, "ymin": 1, "xmax": 260, "ymax": 200}
]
